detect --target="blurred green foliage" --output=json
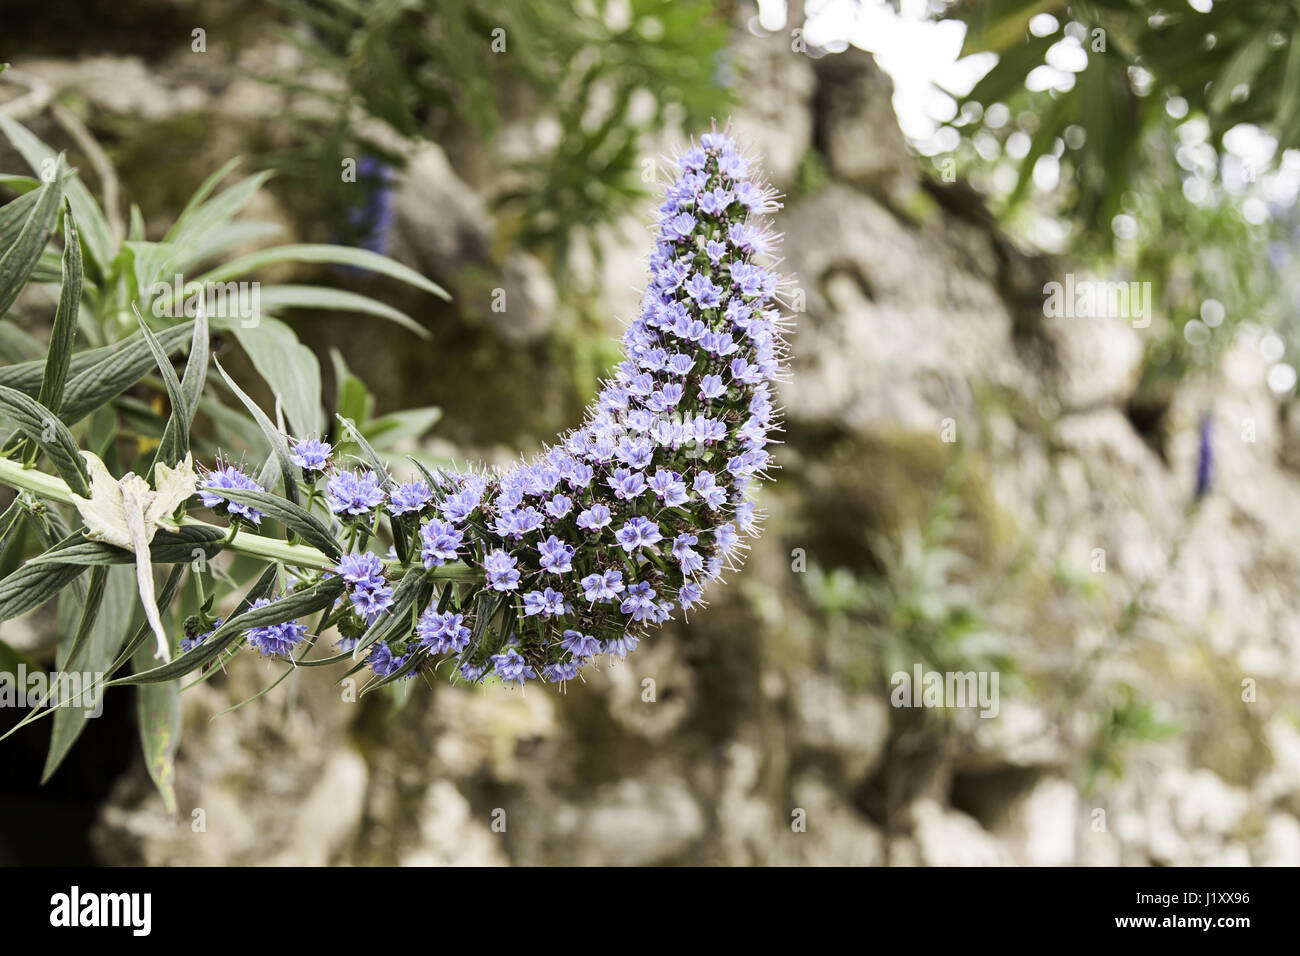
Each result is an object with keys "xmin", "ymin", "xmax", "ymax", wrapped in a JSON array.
[
  {"xmin": 940, "ymin": 0, "xmax": 1300, "ymax": 408},
  {"xmin": 805, "ymin": 449, "xmax": 1013, "ymax": 692},
  {"xmin": 951, "ymin": 0, "xmax": 1300, "ymax": 225},
  {"xmin": 1084, "ymin": 682, "xmax": 1179, "ymax": 791},
  {"xmin": 265, "ymin": 0, "xmax": 734, "ymax": 281}
]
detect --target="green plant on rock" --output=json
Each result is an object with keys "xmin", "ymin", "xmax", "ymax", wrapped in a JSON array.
[
  {"xmin": 0, "ymin": 107, "xmax": 454, "ymax": 807},
  {"xmin": 805, "ymin": 449, "xmax": 1013, "ymax": 692},
  {"xmin": 264, "ymin": 0, "xmax": 734, "ymax": 282}
]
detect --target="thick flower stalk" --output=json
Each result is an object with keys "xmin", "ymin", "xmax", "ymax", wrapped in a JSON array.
[{"xmin": 348, "ymin": 129, "xmax": 790, "ymax": 686}]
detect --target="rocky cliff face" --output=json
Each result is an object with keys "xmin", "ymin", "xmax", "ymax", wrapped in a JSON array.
[{"xmin": 8, "ymin": 12, "xmax": 1299, "ymax": 867}]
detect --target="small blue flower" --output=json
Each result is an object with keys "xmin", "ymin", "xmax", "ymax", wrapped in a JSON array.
[
  {"xmin": 350, "ymin": 583, "xmax": 394, "ymax": 618},
  {"xmin": 714, "ymin": 523, "xmax": 740, "ymax": 556},
  {"xmin": 522, "ymin": 587, "xmax": 568, "ymax": 617},
  {"xmin": 389, "ymin": 480, "xmax": 433, "ymax": 516},
  {"xmin": 603, "ymin": 634, "xmax": 640, "ymax": 659},
  {"xmin": 561, "ymin": 629, "xmax": 602, "ymax": 657},
  {"xmin": 648, "ymin": 469, "xmax": 688, "ymax": 506},
  {"xmin": 335, "ymin": 552, "xmax": 386, "ymax": 587},
  {"xmin": 543, "ymin": 660, "xmax": 582, "ymax": 683},
  {"xmin": 490, "ymin": 647, "xmax": 536, "ymax": 686},
  {"xmin": 368, "ymin": 640, "xmax": 413, "ymax": 679},
  {"xmin": 290, "ymin": 437, "xmax": 332, "ymax": 473},
  {"xmin": 606, "ymin": 468, "xmax": 648, "ymax": 501},
  {"xmin": 327, "ymin": 468, "xmax": 386, "ymax": 517},
  {"xmin": 538, "ymin": 535, "xmax": 574, "ymax": 574},
  {"xmin": 244, "ymin": 598, "xmax": 309, "ymax": 656},
  {"xmin": 616, "ymin": 516, "xmax": 663, "ymax": 553},
  {"xmin": 576, "ymin": 503, "xmax": 612, "ymax": 531},
  {"xmin": 698, "ymin": 374, "xmax": 727, "ymax": 401},
  {"xmin": 672, "ymin": 533, "xmax": 704, "ymax": 574},
  {"xmin": 693, "ymin": 472, "xmax": 726, "ymax": 510},
  {"xmin": 483, "ymin": 549, "xmax": 520, "ymax": 591},
  {"xmin": 545, "ymin": 494, "xmax": 573, "ymax": 519},
  {"xmin": 416, "ymin": 608, "xmax": 471, "ymax": 654},
  {"xmin": 199, "ymin": 460, "xmax": 266, "ymax": 525},
  {"xmin": 580, "ymin": 569, "xmax": 625, "ymax": 603},
  {"xmin": 419, "ymin": 518, "xmax": 464, "ymax": 567}
]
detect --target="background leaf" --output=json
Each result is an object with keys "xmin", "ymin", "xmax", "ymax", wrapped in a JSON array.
[
  {"xmin": 42, "ymin": 564, "xmax": 133, "ymax": 782},
  {"xmin": 232, "ymin": 316, "xmax": 324, "ymax": 439}
]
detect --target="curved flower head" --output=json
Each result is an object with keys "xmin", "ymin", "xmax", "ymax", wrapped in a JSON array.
[{"xmin": 332, "ymin": 130, "xmax": 789, "ymax": 689}]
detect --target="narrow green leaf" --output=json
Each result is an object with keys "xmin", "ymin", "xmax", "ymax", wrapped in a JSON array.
[
  {"xmin": 0, "ymin": 322, "xmax": 192, "ymax": 397},
  {"xmin": 256, "ymin": 284, "xmax": 429, "ymax": 338},
  {"xmin": 214, "ymin": 356, "xmax": 300, "ymax": 505},
  {"xmin": 330, "ymin": 347, "xmax": 373, "ymax": 427},
  {"xmin": 0, "ymin": 385, "xmax": 90, "ymax": 496},
  {"xmin": 0, "ymin": 496, "xmax": 25, "ymax": 547},
  {"xmin": 199, "ymin": 486, "xmax": 340, "ymax": 558},
  {"xmin": 232, "ymin": 316, "xmax": 323, "ymax": 438},
  {"xmin": 366, "ymin": 406, "xmax": 442, "ymax": 447},
  {"xmin": 0, "ymin": 116, "xmax": 113, "ymax": 277},
  {"xmin": 0, "ymin": 174, "xmax": 40, "ymax": 194},
  {"xmin": 190, "ymin": 243, "xmax": 449, "ymax": 301},
  {"xmin": 106, "ymin": 563, "xmax": 200, "ymax": 679},
  {"xmin": 163, "ymin": 170, "xmax": 274, "ymax": 248},
  {"xmin": 30, "ymin": 525, "xmax": 225, "ymax": 567},
  {"xmin": 42, "ymin": 565, "xmax": 133, "ymax": 782},
  {"xmin": 0, "ymin": 153, "xmax": 63, "ymax": 317},
  {"xmin": 0, "ymin": 189, "xmax": 40, "ymax": 240},
  {"xmin": 59, "ymin": 320, "xmax": 196, "ymax": 425},
  {"xmin": 110, "ymin": 574, "xmax": 345, "ymax": 686},
  {"xmin": 132, "ymin": 304, "xmax": 188, "ymax": 467},
  {"xmin": 134, "ymin": 644, "xmax": 180, "ymax": 813},
  {"xmin": 154, "ymin": 306, "xmax": 209, "ymax": 476},
  {"xmin": 34, "ymin": 201, "xmax": 81, "ymax": 414},
  {"xmin": 56, "ymin": 564, "xmax": 109, "ymax": 675},
  {"xmin": 171, "ymin": 156, "xmax": 243, "ymax": 232}
]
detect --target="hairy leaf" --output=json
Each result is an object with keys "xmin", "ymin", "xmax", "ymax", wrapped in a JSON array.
[
  {"xmin": 200, "ymin": 487, "xmax": 340, "ymax": 559},
  {"xmin": 214, "ymin": 357, "xmax": 300, "ymax": 505},
  {"xmin": 0, "ymin": 385, "xmax": 90, "ymax": 496},
  {"xmin": 112, "ymin": 573, "xmax": 345, "ymax": 686}
]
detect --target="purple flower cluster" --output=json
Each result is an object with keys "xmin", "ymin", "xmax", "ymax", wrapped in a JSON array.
[
  {"xmin": 290, "ymin": 437, "xmax": 333, "ymax": 474},
  {"xmin": 367, "ymin": 640, "xmax": 412, "ymax": 678},
  {"xmin": 327, "ymin": 468, "xmax": 386, "ymax": 517},
  {"xmin": 244, "ymin": 597, "xmax": 310, "ymax": 656},
  {"xmin": 388, "ymin": 131, "xmax": 785, "ymax": 687},
  {"xmin": 198, "ymin": 459, "xmax": 266, "ymax": 525},
  {"xmin": 334, "ymin": 551, "xmax": 394, "ymax": 621}
]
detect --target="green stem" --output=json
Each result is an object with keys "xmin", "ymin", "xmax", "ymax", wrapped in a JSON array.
[{"xmin": 0, "ymin": 456, "xmax": 483, "ymax": 581}]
